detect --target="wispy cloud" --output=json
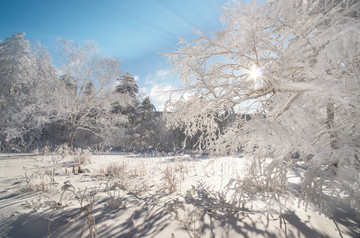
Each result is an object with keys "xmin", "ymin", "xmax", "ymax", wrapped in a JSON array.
[{"xmin": 144, "ymin": 69, "xmax": 170, "ymax": 85}]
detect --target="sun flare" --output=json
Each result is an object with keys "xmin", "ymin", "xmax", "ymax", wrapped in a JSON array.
[{"xmin": 248, "ymin": 64, "xmax": 262, "ymax": 80}]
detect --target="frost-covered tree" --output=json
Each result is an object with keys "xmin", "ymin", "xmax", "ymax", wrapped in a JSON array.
[
  {"xmin": 23, "ymin": 42, "xmax": 59, "ymax": 148},
  {"xmin": 0, "ymin": 33, "xmax": 39, "ymax": 149},
  {"xmin": 53, "ymin": 39, "xmax": 128, "ymax": 147},
  {"xmin": 165, "ymin": 0, "xmax": 360, "ymax": 216},
  {"xmin": 6, "ymin": 39, "xmax": 127, "ymax": 148}
]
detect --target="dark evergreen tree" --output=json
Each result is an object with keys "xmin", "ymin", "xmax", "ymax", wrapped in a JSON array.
[
  {"xmin": 138, "ymin": 97, "xmax": 157, "ymax": 148},
  {"xmin": 115, "ymin": 72, "xmax": 139, "ymax": 96},
  {"xmin": 84, "ymin": 82, "xmax": 95, "ymax": 96},
  {"xmin": 113, "ymin": 72, "xmax": 140, "ymax": 149}
]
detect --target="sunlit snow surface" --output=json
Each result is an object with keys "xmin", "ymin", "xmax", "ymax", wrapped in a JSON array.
[{"xmin": 0, "ymin": 153, "xmax": 358, "ymax": 237}]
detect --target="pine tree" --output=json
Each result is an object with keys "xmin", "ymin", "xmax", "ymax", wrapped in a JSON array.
[
  {"xmin": 113, "ymin": 72, "xmax": 140, "ymax": 149},
  {"xmin": 115, "ymin": 72, "xmax": 139, "ymax": 97},
  {"xmin": 138, "ymin": 97, "xmax": 156, "ymax": 148}
]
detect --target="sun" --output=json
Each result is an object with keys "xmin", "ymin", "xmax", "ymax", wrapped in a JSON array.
[{"xmin": 247, "ymin": 64, "xmax": 263, "ymax": 80}]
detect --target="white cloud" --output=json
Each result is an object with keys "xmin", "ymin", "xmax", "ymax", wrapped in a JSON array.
[
  {"xmin": 140, "ymin": 83, "xmax": 177, "ymax": 111},
  {"xmin": 140, "ymin": 68, "xmax": 181, "ymax": 111},
  {"xmin": 134, "ymin": 75, "xmax": 139, "ymax": 81}
]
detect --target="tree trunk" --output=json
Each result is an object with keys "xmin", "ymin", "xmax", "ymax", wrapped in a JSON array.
[
  {"xmin": 326, "ymin": 103, "xmax": 338, "ymax": 149},
  {"xmin": 68, "ymin": 126, "xmax": 77, "ymax": 148}
]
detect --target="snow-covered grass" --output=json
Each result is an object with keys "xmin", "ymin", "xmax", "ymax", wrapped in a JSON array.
[{"xmin": 0, "ymin": 152, "xmax": 358, "ymax": 238}]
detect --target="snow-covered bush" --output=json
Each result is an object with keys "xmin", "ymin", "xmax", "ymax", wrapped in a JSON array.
[
  {"xmin": 72, "ymin": 147, "xmax": 92, "ymax": 174},
  {"xmin": 161, "ymin": 166, "xmax": 178, "ymax": 194},
  {"xmin": 104, "ymin": 162, "xmax": 127, "ymax": 178},
  {"xmin": 59, "ymin": 181, "xmax": 99, "ymax": 237},
  {"xmin": 105, "ymin": 180, "xmax": 126, "ymax": 209}
]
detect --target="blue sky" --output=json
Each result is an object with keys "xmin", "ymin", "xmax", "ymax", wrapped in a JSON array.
[{"xmin": 0, "ymin": 0, "xmax": 236, "ymax": 110}]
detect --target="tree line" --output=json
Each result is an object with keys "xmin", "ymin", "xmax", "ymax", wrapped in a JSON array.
[{"xmin": 0, "ymin": 33, "xmax": 191, "ymax": 152}]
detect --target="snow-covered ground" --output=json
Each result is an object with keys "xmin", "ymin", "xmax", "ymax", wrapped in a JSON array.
[{"xmin": 0, "ymin": 152, "xmax": 358, "ymax": 237}]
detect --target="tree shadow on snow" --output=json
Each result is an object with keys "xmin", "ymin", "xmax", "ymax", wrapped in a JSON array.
[
  {"xmin": 49, "ymin": 194, "xmax": 177, "ymax": 238},
  {"xmin": 6, "ymin": 208, "xmax": 79, "ymax": 238},
  {"xmin": 184, "ymin": 181, "xmax": 278, "ymax": 238},
  {"xmin": 94, "ymin": 195, "xmax": 173, "ymax": 238},
  {"xmin": 184, "ymin": 181, "xmax": 334, "ymax": 238},
  {"xmin": 329, "ymin": 202, "xmax": 360, "ymax": 237}
]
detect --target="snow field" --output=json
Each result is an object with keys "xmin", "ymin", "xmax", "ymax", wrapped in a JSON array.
[{"xmin": 0, "ymin": 153, "xmax": 358, "ymax": 237}]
